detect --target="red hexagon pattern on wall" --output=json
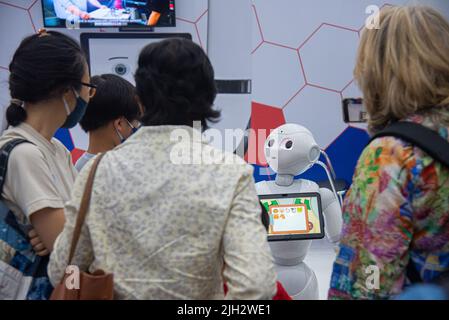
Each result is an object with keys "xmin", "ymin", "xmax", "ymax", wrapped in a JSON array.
[
  {"xmin": 1, "ymin": 1, "xmax": 396, "ymax": 167},
  {"xmin": 248, "ymin": 2, "xmax": 394, "ymax": 166},
  {"xmin": 176, "ymin": 9, "xmax": 208, "ymax": 49},
  {"xmin": 0, "ymin": 1, "xmax": 40, "ymax": 33}
]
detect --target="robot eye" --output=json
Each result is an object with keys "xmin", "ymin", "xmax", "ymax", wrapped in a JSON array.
[
  {"xmin": 285, "ymin": 140, "xmax": 293, "ymax": 149},
  {"xmin": 267, "ymin": 139, "xmax": 275, "ymax": 147}
]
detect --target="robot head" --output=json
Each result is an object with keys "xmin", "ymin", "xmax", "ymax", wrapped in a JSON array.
[{"xmin": 265, "ymin": 124, "xmax": 321, "ymax": 176}]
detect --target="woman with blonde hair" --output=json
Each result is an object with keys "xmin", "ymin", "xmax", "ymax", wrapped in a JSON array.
[{"xmin": 329, "ymin": 5, "xmax": 449, "ymax": 299}]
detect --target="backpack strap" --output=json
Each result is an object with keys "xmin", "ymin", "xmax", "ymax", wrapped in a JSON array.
[
  {"xmin": 370, "ymin": 121, "xmax": 449, "ymax": 169},
  {"xmin": 0, "ymin": 139, "xmax": 32, "ymax": 198}
]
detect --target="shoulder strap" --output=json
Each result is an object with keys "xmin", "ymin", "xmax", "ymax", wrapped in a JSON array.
[
  {"xmin": 67, "ymin": 152, "xmax": 107, "ymax": 265},
  {"xmin": 371, "ymin": 121, "xmax": 449, "ymax": 169},
  {"xmin": 0, "ymin": 139, "xmax": 32, "ymax": 198}
]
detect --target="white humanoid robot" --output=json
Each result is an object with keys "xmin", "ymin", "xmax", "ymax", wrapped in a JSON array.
[{"xmin": 255, "ymin": 123, "xmax": 343, "ymax": 300}]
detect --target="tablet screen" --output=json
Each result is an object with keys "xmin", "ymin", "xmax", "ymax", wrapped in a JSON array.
[{"xmin": 259, "ymin": 193, "xmax": 324, "ymax": 241}]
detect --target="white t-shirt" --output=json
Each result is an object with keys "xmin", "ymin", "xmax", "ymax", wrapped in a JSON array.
[
  {"xmin": 0, "ymin": 123, "xmax": 77, "ymax": 222},
  {"xmin": 75, "ymin": 152, "xmax": 95, "ymax": 172}
]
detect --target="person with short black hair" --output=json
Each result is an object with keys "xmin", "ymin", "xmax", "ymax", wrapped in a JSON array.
[
  {"xmin": 135, "ymin": 37, "xmax": 220, "ymax": 129},
  {"xmin": 75, "ymin": 74, "xmax": 142, "ymax": 171},
  {"xmin": 49, "ymin": 38, "xmax": 277, "ymax": 300}
]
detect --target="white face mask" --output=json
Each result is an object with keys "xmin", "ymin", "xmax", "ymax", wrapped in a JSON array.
[
  {"xmin": 62, "ymin": 96, "xmax": 71, "ymax": 116},
  {"xmin": 114, "ymin": 119, "xmax": 140, "ymax": 144},
  {"xmin": 115, "ymin": 126, "xmax": 125, "ymax": 144}
]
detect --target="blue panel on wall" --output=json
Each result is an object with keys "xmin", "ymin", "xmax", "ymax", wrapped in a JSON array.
[
  {"xmin": 54, "ymin": 128, "xmax": 74, "ymax": 151},
  {"xmin": 252, "ymin": 164, "xmax": 276, "ymax": 183},
  {"xmin": 253, "ymin": 126, "xmax": 369, "ymax": 185}
]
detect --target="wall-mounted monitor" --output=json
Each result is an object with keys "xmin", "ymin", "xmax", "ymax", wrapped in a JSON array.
[
  {"xmin": 80, "ymin": 32, "xmax": 192, "ymax": 84},
  {"xmin": 41, "ymin": 0, "xmax": 176, "ymax": 28}
]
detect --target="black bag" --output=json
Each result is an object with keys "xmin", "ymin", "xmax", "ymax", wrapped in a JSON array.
[
  {"xmin": 371, "ymin": 121, "xmax": 449, "ymax": 296},
  {"xmin": 0, "ymin": 139, "xmax": 53, "ymax": 300}
]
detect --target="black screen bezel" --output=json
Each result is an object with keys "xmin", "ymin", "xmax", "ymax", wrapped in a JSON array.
[
  {"xmin": 41, "ymin": 0, "xmax": 176, "ymax": 29},
  {"xmin": 259, "ymin": 192, "xmax": 325, "ymax": 242}
]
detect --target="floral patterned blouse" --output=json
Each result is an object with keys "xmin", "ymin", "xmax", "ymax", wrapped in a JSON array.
[
  {"xmin": 48, "ymin": 125, "xmax": 277, "ymax": 300},
  {"xmin": 329, "ymin": 115, "xmax": 449, "ymax": 300}
]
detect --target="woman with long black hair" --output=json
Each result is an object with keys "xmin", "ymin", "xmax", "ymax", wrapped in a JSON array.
[{"xmin": 0, "ymin": 29, "xmax": 93, "ymax": 299}]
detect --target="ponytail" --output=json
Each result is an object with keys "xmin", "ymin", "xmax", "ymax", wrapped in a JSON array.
[
  {"xmin": 6, "ymin": 99, "xmax": 27, "ymax": 127},
  {"xmin": 6, "ymin": 30, "xmax": 85, "ymax": 128}
]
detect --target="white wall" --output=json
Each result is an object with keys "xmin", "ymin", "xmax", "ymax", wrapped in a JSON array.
[
  {"xmin": 247, "ymin": 0, "xmax": 448, "ymax": 183},
  {"xmin": 206, "ymin": 0, "xmax": 252, "ymax": 151},
  {"xmin": 0, "ymin": 0, "xmax": 208, "ymax": 137},
  {"xmin": 250, "ymin": 0, "xmax": 449, "ymax": 151}
]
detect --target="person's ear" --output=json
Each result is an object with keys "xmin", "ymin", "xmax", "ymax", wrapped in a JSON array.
[
  {"xmin": 110, "ymin": 119, "xmax": 123, "ymax": 146},
  {"xmin": 113, "ymin": 118, "xmax": 122, "ymax": 131}
]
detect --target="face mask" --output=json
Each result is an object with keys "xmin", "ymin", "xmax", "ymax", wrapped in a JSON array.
[
  {"xmin": 129, "ymin": 120, "xmax": 140, "ymax": 135},
  {"xmin": 115, "ymin": 119, "xmax": 140, "ymax": 144},
  {"xmin": 62, "ymin": 88, "xmax": 88, "ymax": 129}
]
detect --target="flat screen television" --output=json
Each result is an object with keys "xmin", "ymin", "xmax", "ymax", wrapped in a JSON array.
[
  {"xmin": 80, "ymin": 33, "xmax": 192, "ymax": 84},
  {"xmin": 41, "ymin": 0, "xmax": 176, "ymax": 28}
]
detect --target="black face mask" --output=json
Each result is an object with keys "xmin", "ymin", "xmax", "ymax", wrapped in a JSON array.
[{"xmin": 62, "ymin": 88, "xmax": 88, "ymax": 129}]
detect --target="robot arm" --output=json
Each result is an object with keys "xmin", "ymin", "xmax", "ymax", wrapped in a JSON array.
[{"xmin": 319, "ymin": 188, "xmax": 342, "ymax": 244}]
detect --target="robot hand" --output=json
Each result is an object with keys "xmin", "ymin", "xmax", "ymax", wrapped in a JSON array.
[{"xmin": 319, "ymin": 187, "xmax": 342, "ymax": 244}]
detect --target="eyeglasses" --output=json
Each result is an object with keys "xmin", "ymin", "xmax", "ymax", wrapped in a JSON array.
[{"xmin": 81, "ymin": 82, "xmax": 97, "ymax": 98}]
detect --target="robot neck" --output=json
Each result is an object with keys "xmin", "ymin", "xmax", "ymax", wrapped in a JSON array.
[{"xmin": 275, "ymin": 174, "xmax": 295, "ymax": 187}]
